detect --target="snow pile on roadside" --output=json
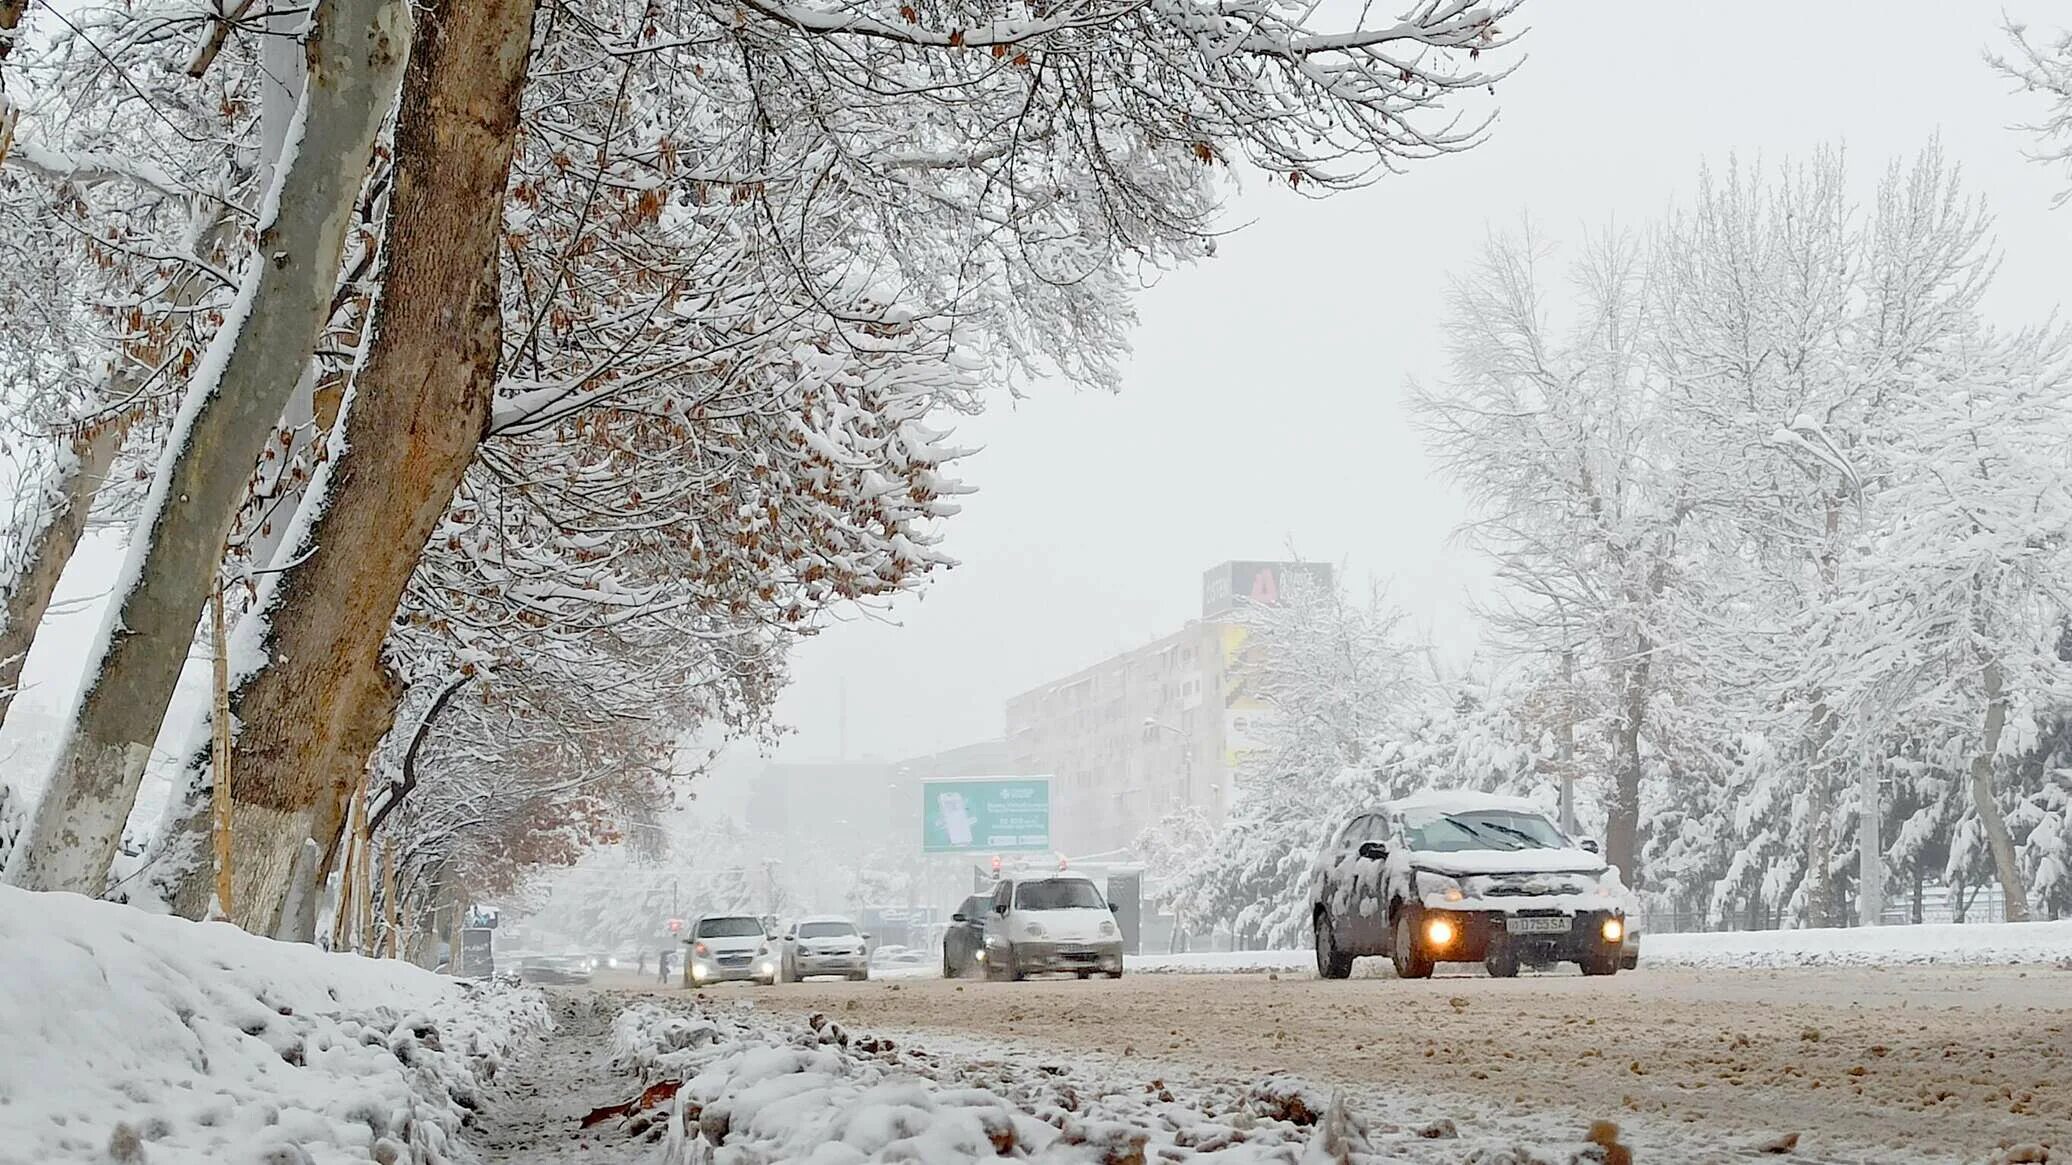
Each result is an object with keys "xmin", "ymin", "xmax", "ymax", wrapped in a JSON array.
[
  {"xmin": 590, "ymin": 997, "xmax": 1600, "ymax": 1163},
  {"xmin": 0, "ymin": 885, "xmax": 546, "ymax": 1163},
  {"xmin": 1127, "ymin": 919, "xmax": 2072, "ymax": 975},
  {"xmin": 1644, "ymin": 918, "xmax": 2072, "ymax": 969},
  {"xmin": 1127, "ymin": 950, "xmax": 1312, "ymax": 975}
]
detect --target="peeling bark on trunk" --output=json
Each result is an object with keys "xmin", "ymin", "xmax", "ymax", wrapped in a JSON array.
[
  {"xmin": 272, "ymin": 837, "xmax": 323, "ymax": 942},
  {"xmin": 224, "ymin": 0, "xmax": 537, "ymax": 934},
  {"xmin": 3, "ymin": 0, "xmax": 410, "ymax": 895},
  {"xmin": 1969, "ymin": 660, "xmax": 2031, "ymax": 924}
]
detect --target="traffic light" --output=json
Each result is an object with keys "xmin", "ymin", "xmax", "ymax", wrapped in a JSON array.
[{"xmin": 989, "ymin": 854, "xmax": 1002, "ymax": 876}]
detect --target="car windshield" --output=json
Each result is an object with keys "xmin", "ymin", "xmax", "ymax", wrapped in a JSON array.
[
  {"xmin": 696, "ymin": 916, "xmax": 762, "ymax": 938},
  {"xmin": 958, "ymin": 896, "xmax": 988, "ymax": 917},
  {"xmin": 1402, "ymin": 808, "xmax": 1566, "ymax": 853},
  {"xmin": 797, "ymin": 921, "xmax": 856, "ymax": 939},
  {"xmin": 1014, "ymin": 879, "xmax": 1104, "ymax": 910}
]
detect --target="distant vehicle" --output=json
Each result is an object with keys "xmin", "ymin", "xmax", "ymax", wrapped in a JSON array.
[
  {"xmin": 1308, "ymin": 790, "xmax": 1630, "ymax": 981},
  {"xmin": 775, "ymin": 916, "xmax": 870, "ymax": 982},
  {"xmin": 517, "ymin": 954, "xmax": 593, "ymax": 985},
  {"xmin": 603, "ymin": 947, "xmax": 642, "ymax": 971},
  {"xmin": 684, "ymin": 915, "xmax": 773, "ymax": 986},
  {"xmin": 942, "ymin": 893, "xmax": 991, "ymax": 977},
  {"xmin": 869, "ymin": 944, "xmax": 927, "ymax": 970},
  {"xmin": 982, "ymin": 874, "xmax": 1124, "ymax": 981}
]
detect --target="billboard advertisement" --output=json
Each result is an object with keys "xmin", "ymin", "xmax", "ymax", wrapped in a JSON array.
[
  {"xmin": 921, "ymin": 776, "xmax": 1051, "ymax": 854},
  {"xmin": 1201, "ymin": 561, "xmax": 1335, "ymax": 618},
  {"xmin": 1218, "ymin": 622, "xmax": 1278, "ymax": 766}
]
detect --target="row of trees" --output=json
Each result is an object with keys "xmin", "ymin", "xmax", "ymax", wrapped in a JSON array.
[
  {"xmin": 1162, "ymin": 141, "xmax": 2072, "ymax": 942},
  {"xmin": 0, "ymin": 0, "xmax": 1524, "ymax": 943}
]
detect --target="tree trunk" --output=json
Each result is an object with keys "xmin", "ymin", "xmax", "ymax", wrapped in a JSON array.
[
  {"xmin": 161, "ymin": 660, "xmax": 401, "ymax": 920},
  {"xmin": 0, "ymin": 422, "xmax": 125, "ymax": 721},
  {"xmin": 3, "ymin": 0, "xmax": 410, "ymax": 895},
  {"xmin": 1969, "ymin": 660, "xmax": 2031, "ymax": 923},
  {"xmin": 1605, "ymin": 657, "xmax": 1648, "ymax": 888},
  {"xmin": 223, "ymin": 0, "xmax": 537, "ymax": 935},
  {"xmin": 1857, "ymin": 745, "xmax": 1882, "ymax": 927},
  {"xmin": 1801, "ymin": 702, "xmax": 1837, "ymax": 928},
  {"xmin": 0, "ymin": 195, "xmax": 233, "ymax": 726}
]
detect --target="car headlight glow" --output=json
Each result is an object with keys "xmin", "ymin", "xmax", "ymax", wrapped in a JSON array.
[
  {"xmin": 1023, "ymin": 922, "xmax": 1048, "ymax": 939},
  {"xmin": 1601, "ymin": 918, "xmax": 1625, "ymax": 943},
  {"xmin": 1425, "ymin": 916, "xmax": 1458, "ymax": 947}
]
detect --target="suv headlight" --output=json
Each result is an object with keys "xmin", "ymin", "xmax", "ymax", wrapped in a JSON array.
[
  {"xmin": 1419, "ymin": 872, "xmax": 1468, "ymax": 903},
  {"xmin": 1023, "ymin": 921, "xmax": 1048, "ymax": 939},
  {"xmin": 1099, "ymin": 920, "xmax": 1117, "ymax": 937}
]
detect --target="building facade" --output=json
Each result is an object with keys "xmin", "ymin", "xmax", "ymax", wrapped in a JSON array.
[{"xmin": 1004, "ymin": 561, "xmax": 1332, "ymax": 857}]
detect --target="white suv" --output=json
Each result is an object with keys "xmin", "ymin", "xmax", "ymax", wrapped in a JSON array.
[
  {"xmin": 982, "ymin": 874, "xmax": 1124, "ymax": 980},
  {"xmin": 775, "ymin": 915, "xmax": 870, "ymax": 982}
]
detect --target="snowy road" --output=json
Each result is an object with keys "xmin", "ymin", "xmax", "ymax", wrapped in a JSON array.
[{"xmin": 647, "ymin": 963, "xmax": 2071, "ymax": 1163}]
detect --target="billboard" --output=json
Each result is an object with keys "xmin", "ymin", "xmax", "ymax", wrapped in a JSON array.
[
  {"xmin": 1201, "ymin": 561, "xmax": 1335, "ymax": 618},
  {"xmin": 1218, "ymin": 622, "xmax": 1278, "ymax": 766},
  {"xmin": 921, "ymin": 776, "xmax": 1051, "ymax": 854}
]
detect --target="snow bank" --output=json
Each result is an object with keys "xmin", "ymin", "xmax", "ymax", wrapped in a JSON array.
[
  {"xmin": 1643, "ymin": 918, "xmax": 2072, "ymax": 970},
  {"xmin": 589, "ymin": 998, "xmax": 1588, "ymax": 1164},
  {"xmin": 1126, "ymin": 919, "xmax": 2072, "ymax": 975},
  {"xmin": 1128, "ymin": 949, "xmax": 1312, "ymax": 975},
  {"xmin": 0, "ymin": 886, "xmax": 545, "ymax": 1163}
]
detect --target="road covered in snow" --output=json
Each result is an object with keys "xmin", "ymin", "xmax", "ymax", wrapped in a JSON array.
[{"xmin": 725, "ymin": 961, "xmax": 2069, "ymax": 1164}]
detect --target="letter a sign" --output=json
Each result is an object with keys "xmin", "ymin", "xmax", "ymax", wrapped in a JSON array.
[{"xmin": 1248, "ymin": 566, "xmax": 1280, "ymax": 606}]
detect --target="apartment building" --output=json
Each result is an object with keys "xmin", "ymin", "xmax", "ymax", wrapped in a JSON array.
[{"xmin": 1005, "ymin": 561, "xmax": 1332, "ymax": 856}]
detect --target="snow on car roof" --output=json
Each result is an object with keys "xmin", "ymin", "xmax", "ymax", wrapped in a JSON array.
[
  {"xmin": 1383, "ymin": 788, "xmax": 1547, "ymax": 817},
  {"xmin": 795, "ymin": 914, "xmax": 859, "ymax": 925}
]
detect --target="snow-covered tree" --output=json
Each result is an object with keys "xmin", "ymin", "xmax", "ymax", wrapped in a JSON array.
[
  {"xmin": 1996, "ymin": 17, "xmax": 2072, "ymax": 205},
  {"xmin": 1412, "ymin": 226, "xmax": 1693, "ymax": 889}
]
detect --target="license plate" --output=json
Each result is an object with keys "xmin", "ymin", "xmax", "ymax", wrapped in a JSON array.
[{"xmin": 1506, "ymin": 916, "xmax": 1571, "ymax": 935}]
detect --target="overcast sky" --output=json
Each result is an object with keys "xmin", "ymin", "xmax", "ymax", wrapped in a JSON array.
[
  {"xmin": 748, "ymin": 0, "xmax": 2072, "ymax": 765},
  {"xmin": 9, "ymin": 1, "xmax": 2072, "ymax": 793}
]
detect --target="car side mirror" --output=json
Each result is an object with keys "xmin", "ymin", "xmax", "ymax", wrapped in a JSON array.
[
  {"xmin": 1579, "ymin": 839, "xmax": 1601, "ymax": 854},
  {"xmin": 1109, "ymin": 903, "xmax": 1119, "ymax": 913},
  {"xmin": 1357, "ymin": 841, "xmax": 1388, "ymax": 861},
  {"xmin": 861, "ymin": 933, "xmax": 872, "ymax": 941},
  {"xmin": 993, "ymin": 903, "xmax": 1008, "ymax": 916},
  {"xmin": 951, "ymin": 912, "xmax": 967, "ymax": 923}
]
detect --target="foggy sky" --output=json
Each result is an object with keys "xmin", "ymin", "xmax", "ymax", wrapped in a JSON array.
[{"xmin": 753, "ymin": 0, "xmax": 2072, "ymax": 765}]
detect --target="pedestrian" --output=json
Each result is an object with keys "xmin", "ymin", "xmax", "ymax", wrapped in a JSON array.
[
  {"xmin": 657, "ymin": 948, "xmax": 671, "ymax": 984},
  {"xmin": 637, "ymin": 950, "xmax": 648, "ymax": 975}
]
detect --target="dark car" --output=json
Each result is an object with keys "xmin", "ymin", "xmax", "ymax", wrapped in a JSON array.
[
  {"xmin": 942, "ymin": 893, "xmax": 991, "ymax": 977},
  {"xmin": 517, "ymin": 954, "xmax": 594, "ymax": 985},
  {"xmin": 1309, "ymin": 791, "xmax": 1631, "ymax": 980}
]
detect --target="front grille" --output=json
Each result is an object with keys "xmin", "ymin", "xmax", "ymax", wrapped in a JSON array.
[{"xmin": 1484, "ymin": 879, "xmax": 1584, "ymax": 897}]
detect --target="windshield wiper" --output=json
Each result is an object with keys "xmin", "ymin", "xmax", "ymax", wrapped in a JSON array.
[
  {"xmin": 1440, "ymin": 814, "xmax": 1521, "ymax": 850},
  {"xmin": 1477, "ymin": 821, "xmax": 1549, "ymax": 849}
]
